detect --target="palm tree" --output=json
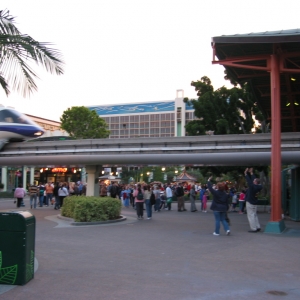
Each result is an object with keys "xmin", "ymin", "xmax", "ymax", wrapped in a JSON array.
[{"xmin": 0, "ymin": 9, "xmax": 64, "ymax": 97}]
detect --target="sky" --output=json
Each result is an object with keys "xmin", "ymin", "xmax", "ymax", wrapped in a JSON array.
[{"xmin": 1, "ymin": 0, "xmax": 300, "ymax": 121}]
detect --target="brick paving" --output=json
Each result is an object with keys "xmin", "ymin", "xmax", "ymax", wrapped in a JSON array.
[{"xmin": 0, "ymin": 197, "xmax": 300, "ymax": 300}]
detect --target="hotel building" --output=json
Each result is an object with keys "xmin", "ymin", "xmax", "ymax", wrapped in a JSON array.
[{"xmin": 87, "ymin": 90, "xmax": 196, "ymax": 138}]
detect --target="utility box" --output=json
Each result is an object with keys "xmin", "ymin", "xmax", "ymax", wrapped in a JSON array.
[
  {"xmin": 290, "ymin": 168, "xmax": 300, "ymax": 221},
  {"xmin": 0, "ymin": 211, "xmax": 35, "ymax": 285}
]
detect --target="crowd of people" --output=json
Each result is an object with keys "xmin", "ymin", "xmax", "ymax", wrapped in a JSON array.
[
  {"xmin": 16, "ymin": 181, "xmax": 87, "ymax": 210},
  {"xmin": 99, "ymin": 167, "xmax": 263, "ymax": 234},
  {"xmin": 13, "ymin": 168, "xmax": 263, "ymax": 234}
]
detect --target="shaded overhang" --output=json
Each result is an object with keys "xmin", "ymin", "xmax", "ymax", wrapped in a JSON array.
[{"xmin": 211, "ymin": 29, "xmax": 300, "ymax": 132}]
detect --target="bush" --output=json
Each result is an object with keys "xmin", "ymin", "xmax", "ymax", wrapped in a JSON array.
[
  {"xmin": 61, "ymin": 196, "xmax": 122, "ymax": 222},
  {"xmin": 0, "ymin": 191, "xmax": 14, "ymax": 198}
]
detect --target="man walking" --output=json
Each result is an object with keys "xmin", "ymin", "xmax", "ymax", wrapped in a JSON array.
[
  {"xmin": 244, "ymin": 168, "xmax": 263, "ymax": 232},
  {"xmin": 175, "ymin": 182, "xmax": 186, "ymax": 212},
  {"xmin": 28, "ymin": 183, "xmax": 39, "ymax": 209}
]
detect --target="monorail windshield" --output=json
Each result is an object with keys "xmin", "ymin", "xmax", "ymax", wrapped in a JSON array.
[{"xmin": 0, "ymin": 109, "xmax": 37, "ymax": 125}]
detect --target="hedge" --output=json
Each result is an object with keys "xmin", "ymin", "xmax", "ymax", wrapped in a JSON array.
[{"xmin": 61, "ymin": 196, "xmax": 122, "ymax": 222}]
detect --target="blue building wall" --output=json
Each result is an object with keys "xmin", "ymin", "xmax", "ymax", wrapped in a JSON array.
[{"xmin": 88, "ymin": 101, "xmax": 193, "ymax": 116}]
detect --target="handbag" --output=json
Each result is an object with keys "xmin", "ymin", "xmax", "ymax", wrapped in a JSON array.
[{"xmin": 167, "ymin": 197, "xmax": 172, "ymax": 204}]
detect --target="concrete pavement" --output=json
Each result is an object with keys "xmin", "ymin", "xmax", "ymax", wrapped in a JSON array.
[{"xmin": 0, "ymin": 197, "xmax": 300, "ymax": 300}]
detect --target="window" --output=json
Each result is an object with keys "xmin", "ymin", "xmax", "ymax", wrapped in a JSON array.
[{"xmin": 140, "ymin": 115, "xmax": 149, "ymax": 121}]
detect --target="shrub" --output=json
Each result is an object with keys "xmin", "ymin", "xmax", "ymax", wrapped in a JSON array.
[
  {"xmin": 0, "ymin": 191, "xmax": 14, "ymax": 198},
  {"xmin": 61, "ymin": 196, "xmax": 122, "ymax": 222}
]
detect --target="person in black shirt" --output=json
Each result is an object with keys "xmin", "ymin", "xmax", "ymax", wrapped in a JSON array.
[{"xmin": 244, "ymin": 168, "xmax": 263, "ymax": 232}]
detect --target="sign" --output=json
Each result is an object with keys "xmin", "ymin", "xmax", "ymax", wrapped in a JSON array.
[{"xmin": 51, "ymin": 168, "xmax": 68, "ymax": 173}]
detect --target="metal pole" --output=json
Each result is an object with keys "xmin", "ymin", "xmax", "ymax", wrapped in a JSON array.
[{"xmin": 270, "ymin": 54, "xmax": 282, "ymax": 222}]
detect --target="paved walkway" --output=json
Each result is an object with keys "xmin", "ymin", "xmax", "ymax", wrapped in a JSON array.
[{"xmin": 0, "ymin": 198, "xmax": 300, "ymax": 300}]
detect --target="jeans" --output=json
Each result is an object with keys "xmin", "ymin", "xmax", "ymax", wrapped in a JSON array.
[
  {"xmin": 54, "ymin": 195, "xmax": 60, "ymax": 209},
  {"xmin": 39, "ymin": 195, "xmax": 44, "ymax": 207},
  {"xmin": 145, "ymin": 199, "xmax": 152, "ymax": 218},
  {"xmin": 46, "ymin": 193, "xmax": 53, "ymax": 206},
  {"xmin": 239, "ymin": 201, "xmax": 245, "ymax": 212},
  {"xmin": 155, "ymin": 198, "xmax": 161, "ymax": 211},
  {"xmin": 30, "ymin": 194, "xmax": 37, "ymax": 209},
  {"xmin": 123, "ymin": 197, "xmax": 129, "ymax": 207},
  {"xmin": 213, "ymin": 211, "xmax": 230, "ymax": 234}
]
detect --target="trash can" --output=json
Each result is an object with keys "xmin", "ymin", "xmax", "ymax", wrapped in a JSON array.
[{"xmin": 0, "ymin": 211, "xmax": 35, "ymax": 285}]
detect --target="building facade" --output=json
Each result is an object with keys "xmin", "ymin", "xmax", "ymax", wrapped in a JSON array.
[{"xmin": 87, "ymin": 90, "xmax": 196, "ymax": 138}]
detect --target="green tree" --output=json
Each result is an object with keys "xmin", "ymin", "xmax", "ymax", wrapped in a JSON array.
[
  {"xmin": 60, "ymin": 106, "xmax": 110, "ymax": 139},
  {"xmin": 0, "ymin": 10, "xmax": 64, "ymax": 97},
  {"xmin": 184, "ymin": 76, "xmax": 265, "ymax": 135}
]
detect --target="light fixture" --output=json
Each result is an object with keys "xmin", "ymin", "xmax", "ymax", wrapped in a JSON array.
[
  {"xmin": 291, "ymin": 77, "xmax": 296, "ymax": 81},
  {"xmin": 40, "ymin": 168, "xmax": 43, "ymax": 173},
  {"xmin": 286, "ymin": 101, "xmax": 299, "ymax": 106},
  {"xmin": 102, "ymin": 170, "xmax": 105, "ymax": 174},
  {"xmin": 175, "ymin": 170, "xmax": 178, "ymax": 174},
  {"xmin": 162, "ymin": 167, "xmax": 166, "ymax": 172},
  {"xmin": 147, "ymin": 171, "xmax": 150, "ymax": 176},
  {"xmin": 116, "ymin": 172, "xmax": 118, "ymax": 175}
]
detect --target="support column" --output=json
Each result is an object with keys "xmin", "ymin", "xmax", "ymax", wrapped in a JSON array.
[
  {"xmin": 30, "ymin": 168, "xmax": 35, "ymax": 185},
  {"xmin": 265, "ymin": 54, "xmax": 286, "ymax": 233},
  {"xmin": 1, "ymin": 167, "xmax": 7, "ymax": 192},
  {"xmin": 22, "ymin": 166, "xmax": 27, "ymax": 189},
  {"xmin": 85, "ymin": 166, "xmax": 98, "ymax": 196}
]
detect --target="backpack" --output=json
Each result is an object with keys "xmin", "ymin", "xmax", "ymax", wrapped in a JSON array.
[
  {"xmin": 150, "ymin": 192, "xmax": 156, "ymax": 205},
  {"xmin": 39, "ymin": 186, "xmax": 44, "ymax": 195},
  {"xmin": 137, "ymin": 191, "xmax": 143, "ymax": 200}
]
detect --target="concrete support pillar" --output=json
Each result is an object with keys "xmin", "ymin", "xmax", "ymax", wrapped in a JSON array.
[
  {"xmin": 1, "ymin": 167, "xmax": 7, "ymax": 191},
  {"xmin": 30, "ymin": 167, "xmax": 35, "ymax": 185},
  {"xmin": 22, "ymin": 166, "xmax": 27, "ymax": 189},
  {"xmin": 84, "ymin": 166, "xmax": 100, "ymax": 196},
  {"xmin": 265, "ymin": 54, "xmax": 286, "ymax": 233}
]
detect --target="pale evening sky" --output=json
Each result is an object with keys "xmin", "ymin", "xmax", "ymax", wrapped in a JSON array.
[{"xmin": 1, "ymin": 0, "xmax": 299, "ymax": 121}]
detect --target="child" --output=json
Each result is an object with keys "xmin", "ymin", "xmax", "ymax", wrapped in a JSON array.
[{"xmin": 231, "ymin": 192, "xmax": 238, "ymax": 212}]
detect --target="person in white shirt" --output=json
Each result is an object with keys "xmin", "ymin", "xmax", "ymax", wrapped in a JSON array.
[{"xmin": 165, "ymin": 183, "xmax": 173, "ymax": 211}]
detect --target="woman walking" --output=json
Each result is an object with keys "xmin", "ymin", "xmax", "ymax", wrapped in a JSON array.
[
  {"xmin": 190, "ymin": 184, "xmax": 197, "ymax": 212},
  {"xmin": 133, "ymin": 184, "xmax": 144, "ymax": 219},
  {"xmin": 58, "ymin": 183, "xmax": 69, "ymax": 208},
  {"xmin": 14, "ymin": 183, "xmax": 26, "ymax": 208},
  {"xmin": 143, "ymin": 185, "xmax": 152, "ymax": 219},
  {"xmin": 207, "ymin": 176, "xmax": 230, "ymax": 236}
]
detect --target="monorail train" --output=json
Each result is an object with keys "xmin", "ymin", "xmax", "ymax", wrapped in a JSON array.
[{"xmin": 0, "ymin": 106, "xmax": 44, "ymax": 149}]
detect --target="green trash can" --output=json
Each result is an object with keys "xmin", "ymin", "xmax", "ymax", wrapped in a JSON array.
[{"xmin": 0, "ymin": 211, "xmax": 35, "ymax": 285}]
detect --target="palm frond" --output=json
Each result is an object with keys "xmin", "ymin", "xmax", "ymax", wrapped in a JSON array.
[
  {"xmin": 0, "ymin": 73, "xmax": 10, "ymax": 96},
  {"xmin": 0, "ymin": 10, "xmax": 20, "ymax": 35},
  {"xmin": 0, "ymin": 10, "xmax": 64, "ymax": 97}
]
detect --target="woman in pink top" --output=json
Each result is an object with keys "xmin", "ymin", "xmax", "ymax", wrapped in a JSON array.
[
  {"xmin": 14, "ymin": 183, "xmax": 26, "ymax": 208},
  {"xmin": 239, "ymin": 190, "xmax": 246, "ymax": 214},
  {"xmin": 133, "ymin": 184, "xmax": 144, "ymax": 219}
]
